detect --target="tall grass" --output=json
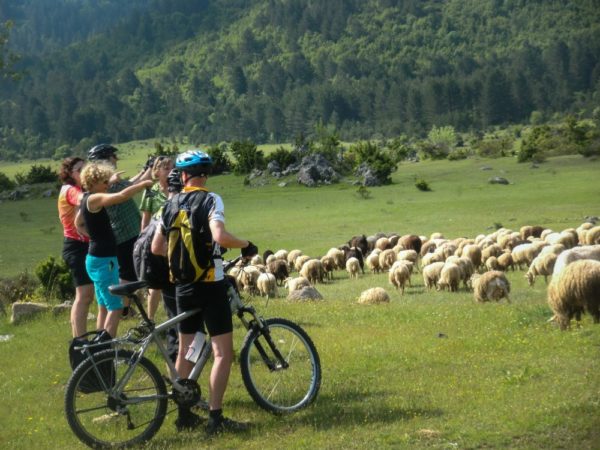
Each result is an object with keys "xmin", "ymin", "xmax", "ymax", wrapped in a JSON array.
[{"xmin": 0, "ymin": 153, "xmax": 599, "ymax": 449}]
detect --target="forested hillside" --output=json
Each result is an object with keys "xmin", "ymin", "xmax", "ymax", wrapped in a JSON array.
[{"xmin": 1, "ymin": 0, "xmax": 599, "ymax": 159}]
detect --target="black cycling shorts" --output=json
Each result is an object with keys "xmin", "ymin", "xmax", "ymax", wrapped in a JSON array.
[
  {"xmin": 116, "ymin": 237, "xmax": 137, "ymax": 282},
  {"xmin": 176, "ymin": 279, "xmax": 232, "ymax": 337},
  {"xmin": 62, "ymin": 238, "xmax": 92, "ymax": 287}
]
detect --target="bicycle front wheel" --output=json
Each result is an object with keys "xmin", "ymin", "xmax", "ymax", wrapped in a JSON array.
[
  {"xmin": 64, "ymin": 349, "xmax": 168, "ymax": 448},
  {"xmin": 240, "ymin": 318, "xmax": 321, "ymax": 414}
]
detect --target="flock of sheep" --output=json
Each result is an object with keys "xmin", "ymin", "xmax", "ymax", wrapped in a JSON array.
[{"xmin": 227, "ymin": 222, "xmax": 600, "ymax": 330}]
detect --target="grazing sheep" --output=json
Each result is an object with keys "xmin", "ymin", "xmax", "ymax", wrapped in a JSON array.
[
  {"xmin": 257, "ymin": 272, "xmax": 278, "ymax": 299},
  {"xmin": 525, "ymin": 253, "xmax": 557, "ymax": 286},
  {"xmin": 346, "ymin": 257, "xmax": 361, "ymax": 279},
  {"xmin": 357, "ymin": 287, "xmax": 390, "ymax": 305},
  {"xmin": 295, "ymin": 255, "xmax": 311, "ymax": 272},
  {"xmin": 437, "ymin": 262, "xmax": 461, "ymax": 292},
  {"xmin": 511, "ymin": 242, "xmax": 546, "ymax": 270},
  {"xmin": 274, "ymin": 249, "xmax": 289, "ymax": 262},
  {"xmin": 397, "ymin": 249, "xmax": 419, "ymax": 271},
  {"xmin": 348, "ymin": 235, "xmax": 369, "ymax": 258},
  {"xmin": 497, "ymin": 252, "xmax": 514, "ymax": 271},
  {"xmin": 262, "ymin": 250, "xmax": 274, "ymax": 263},
  {"xmin": 520, "ymin": 225, "xmax": 544, "ymax": 240},
  {"xmin": 299, "ymin": 259, "xmax": 325, "ymax": 285},
  {"xmin": 237, "ymin": 265, "xmax": 262, "ymax": 294},
  {"xmin": 545, "ymin": 231, "xmax": 577, "ymax": 249},
  {"xmin": 462, "ymin": 244, "xmax": 482, "ymax": 269},
  {"xmin": 485, "ymin": 256, "xmax": 500, "ymax": 271},
  {"xmin": 378, "ymin": 248, "xmax": 397, "ymax": 271},
  {"xmin": 422, "ymin": 262, "xmax": 445, "ymax": 290},
  {"xmin": 375, "ymin": 236, "xmax": 391, "ymax": 251},
  {"xmin": 420, "ymin": 239, "xmax": 437, "ymax": 256},
  {"xmin": 250, "ymin": 254, "xmax": 263, "ymax": 266},
  {"xmin": 470, "ymin": 271, "xmax": 511, "ymax": 303},
  {"xmin": 287, "ymin": 249, "xmax": 304, "ymax": 268},
  {"xmin": 267, "ymin": 259, "xmax": 290, "ymax": 286},
  {"xmin": 538, "ymin": 243, "xmax": 565, "ymax": 258},
  {"xmin": 552, "ymin": 245, "xmax": 600, "ymax": 276},
  {"xmin": 388, "ymin": 234, "xmax": 400, "ymax": 247},
  {"xmin": 584, "ymin": 226, "xmax": 600, "ymax": 245},
  {"xmin": 326, "ymin": 248, "xmax": 346, "ymax": 270},
  {"xmin": 481, "ymin": 243, "xmax": 503, "ymax": 262},
  {"xmin": 320, "ymin": 255, "xmax": 336, "ymax": 280},
  {"xmin": 456, "ymin": 256, "xmax": 475, "ymax": 288},
  {"xmin": 343, "ymin": 246, "xmax": 365, "ymax": 273},
  {"xmin": 547, "ymin": 259, "xmax": 600, "ymax": 330},
  {"xmin": 398, "ymin": 234, "xmax": 423, "ymax": 254},
  {"xmin": 265, "ymin": 254, "xmax": 276, "ymax": 264},
  {"xmin": 366, "ymin": 251, "xmax": 382, "ymax": 274},
  {"xmin": 421, "ymin": 251, "xmax": 444, "ymax": 267},
  {"xmin": 284, "ymin": 276, "xmax": 311, "ymax": 294},
  {"xmin": 388, "ymin": 261, "xmax": 411, "ymax": 294}
]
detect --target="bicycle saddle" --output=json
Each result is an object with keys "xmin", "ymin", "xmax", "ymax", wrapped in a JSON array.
[{"xmin": 109, "ymin": 280, "xmax": 148, "ymax": 296}]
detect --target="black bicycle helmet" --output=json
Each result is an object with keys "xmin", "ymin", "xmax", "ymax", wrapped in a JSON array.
[
  {"xmin": 167, "ymin": 168, "xmax": 183, "ymax": 193},
  {"xmin": 88, "ymin": 143, "xmax": 118, "ymax": 161},
  {"xmin": 175, "ymin": 150, "xmax": 212, "ymax": 176}
]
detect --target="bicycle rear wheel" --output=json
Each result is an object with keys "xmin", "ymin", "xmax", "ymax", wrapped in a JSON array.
[
  {"xmin": 65, "ymin": 349, "xmax": 168, "ymax": 448},
  {"xmin": 240, "ymin": 318, "xmax": 321, "ymax": 414}
]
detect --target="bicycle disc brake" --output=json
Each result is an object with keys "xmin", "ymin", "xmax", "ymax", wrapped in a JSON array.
[{"xmin": 172, "ymin": 379, "xmax": 201, "ymax": 408}]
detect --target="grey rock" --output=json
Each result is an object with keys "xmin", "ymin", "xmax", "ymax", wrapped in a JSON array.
[
  {"xmin": 488, "ymin": 177, "xmax": 509, "ymax": 185},
  {"xmin": 480, "ymin": 166, "xmax": 493, "ymax": 171},
  {"xmin": 11, "ymin": 302, "xmax": 50, "ymax": 325},
  {"xmin": 296, "ymin": 153, "xmax": 339, "ymax": 187}
]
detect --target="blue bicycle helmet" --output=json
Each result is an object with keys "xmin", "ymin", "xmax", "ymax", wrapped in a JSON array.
[
  {"xmin": 175, "ymin": 150, "xmax": 212, "ymax": 176},
  {"xmin": 88, "ymin": 143, "xmax": 118, "ymax": 161}
]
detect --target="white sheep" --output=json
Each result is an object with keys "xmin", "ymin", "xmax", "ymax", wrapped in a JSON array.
[
  {"xmin": 346, "ymin": 257, "xmax": 361, "ymax": 279},
  {"xmin": 583, "ymin": 226, "xmax": 600, "ymax": 245},
  {"xmin": 357, "ymin": 287, "xmax": 390, "ymax": 305},
  {"xmin": 366, "ymin": 251, "xmax": 382, "ymax": 274},
  {"xmin": 552, "ymin": 245, "xmax": 600, "ymax": 276},
  {"xmin": 421, "ymin": 251, "xmax": 444, "ymax": 267},
  {"xmin": 257, "ymin": 272, "xmax": 278, "ymax": 299},
  {"xmin": 294, "ymin": 255, "xmax": 311, "ymax": 272},
  {"xmin": 299, "ymin": 259, "xmax": 325, "ymax": 284},
  {"xmin": 497, "ymin": 252, "xmax": 514, "ymax": 271},
  {"xmin": 462, "ymin": 244, "xmax": 482, "ymax": 269},
  {"xmin": 287, "ymin": 249, "xmax": 304, "ymax": 268},
  {"xmin": 470, "ymin": 271, "xmax": 511, "ymax": 303},
  {"xmin": 422, "ymin": 261, "xmax": 445, "ymax": 290},
  {"xmin": 378, "ymin": 248, "xmax": 396, "ymax": 271},
  {"xmin": 250, "ymin": 254, "xmax": 263, "ymax": 266},
  {"xmin": 375, "ymin": 236, "xmax": 391, "ymax": 251},
  {"xmin": 485, "ymin": 256, "xmax": 500, "ymax": 271},
  {"xmin": 284, "ymin": 276, "xmax": 311, "ymax": 294},
  {"xmin": 547, "ymin": 259, "xmax": 600, "ymax": 330},
  {"xmin": 237, "ymin": 265, "xmax": 262, "ymax": 294},
  {"xmin": 388, "ymin": 261, "xmax": 411, "ymax": 295},
  {"xmin": 326, "ymin": 247, "xmax": 346, "ymax": 270},
  {"xmin": 525, "ymin": 252, "xmax": 558, "ymax": 286},
  {"xmin": 273, "ymin": 249, "xmax": 289, "ymax": 262},
  {"xmin": 437, "ymin": 262, "xmax": 461, "ymax": 292},
  {"xmin": 511, "ymin": 242, "xmax": 546, "ymax": 270}
]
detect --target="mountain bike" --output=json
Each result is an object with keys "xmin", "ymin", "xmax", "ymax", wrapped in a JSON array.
[{"xmin": 64, "ymin": 256, "xmax": 321, "ymax": 448}]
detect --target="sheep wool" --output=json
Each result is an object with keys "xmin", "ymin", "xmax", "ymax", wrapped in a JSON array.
[
  {"xmin": 257, "ymin": 272, "xmax": 278, "ymax": 299},
  {"xmin": 471, "ymin": 271, "xmax": 511, "ymax": 303},
  {"xmin": 552, "ymin": 245, "xmax": 600, "ymax": 276},
  {"xmin": 388, "ymin": 262, "xmax": 411, "ymax": 295},
  {"xmin": 547, "ymin": 259, "xmax": 600, "ymax": 330},
  {"xmin": 357, "ymin": 287, "xmax": 390, "ymax": 305},
  {"xmin": 346, "ymin": 257, "xmax": 360, "ymax": 279}
]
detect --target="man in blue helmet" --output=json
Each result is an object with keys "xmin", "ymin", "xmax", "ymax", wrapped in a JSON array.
[{"xmin": 152, "ymin": 150, "xmax": 258, "ymax": 434}]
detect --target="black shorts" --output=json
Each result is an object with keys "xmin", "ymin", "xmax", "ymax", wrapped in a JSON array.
[
  {"xmin": 116, "ymin": 237, "xmax": 137, "ymax": 282},
  {"xmin": 62, "ymin": 238, "xmax": 92, "ymax": 287},
  {"xmin": 176, "ymin": 280, "xmax": 232, "ymax": 337}
]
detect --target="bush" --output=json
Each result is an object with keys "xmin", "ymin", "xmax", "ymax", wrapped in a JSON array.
[
  {"xmin": 474, "ymin": 134, "xmax": 514, "ymax": 158},
  {"xmin": 206, "ymin": 143, "xmax": 232, "ymax": 175},
  {"xmin": 266, "ymin": 146, "xmax": 296, "ymax": 170},
  {"xmin": 347, "ymin": 141, "xmax": 396, "ymax": 184},
  {"xmin": 14, "ymin": 164, "xmax": 57, "ymax": 185},
  {"xmin": 34, "ymin": 256, "xmax": 74, "ymax": 301},
  {"xmin": 230, "ymin": 140, "xmax": 265, "ymax": 175},
  {"xmin": 0, "ymin": 271, "xmax": 38, "ymax": 310},
  {"xmin": 415, "ymin": 179, "xmax": 431, "ymax": 191},
  {"xmin": 0, "ymin": 171, "xmax": 15, "ymax": 191},
  {"xmin": 518, "ymin": 126, "xmax": 551, "ymax": 163},
  {"xmin": 419, "ymin": 125, "xmax": 457, "ymax": 159}
]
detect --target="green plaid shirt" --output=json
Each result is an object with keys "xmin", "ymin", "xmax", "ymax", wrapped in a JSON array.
[{"xmin": 107, "ymin": 180, "xmax": 142, "ymax": 244}]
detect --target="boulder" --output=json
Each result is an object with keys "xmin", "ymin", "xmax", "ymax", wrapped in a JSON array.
[
  {"xmin": 53, "ymin": 301, "xmax": 73, "ymax": 315},
  {"xmin": 296, "ymin": 153, "xmax": 340, "ymax": 187},
  {"xmin": 355, "ymin": 163, "xmax": 383, "ymax": 186},
  {"xmin": 488, "ymin": 177, "xmax": 509, "ymax": 185},
  {"xmin": 287, "ymin": 286, "xmax": 323, "ymax": 302},
  {"xmin": 11, "ymin": 302, "xmax": 50, "ymax": 324}
]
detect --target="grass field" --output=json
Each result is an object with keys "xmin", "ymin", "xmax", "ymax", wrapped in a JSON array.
[{"xmin": 0, "ymin": 153, "xmax": 599, "ymax": 449}]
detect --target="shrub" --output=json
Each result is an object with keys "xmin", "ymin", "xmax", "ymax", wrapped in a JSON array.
[
  {"xmin": 474, "ymin": 134, "xmax": 515, "ymax": 158},
  {"xmin": 0, "ymin": 171, "xmax": 15, "ymax": 191},
  {"xmin": 518, "ymin": 126, "xmax": 551, "ymax": 163},
  {"xmin": 14, "ymin": 164, "xmax": 57, "ymax": 185},
  {"xmin": 230, "ymin": 140, "xmax": 265, "ymax": 175},
  {"xmin": 419, "ymin": 125, "xmax": 457, "ymax": 159},
  {"xmin": 347, "ymin": 141, "xmax": 396, "ymax": 184},
  {"xmin": 415, "ymin": 179, "xmax": 431, "ymax": 191},
  {"xmin": 206, "ymin": 143, "xmax": 232, "ymax": 175},
  {"xmin": 266, "ymin": 146, "xmax": 296, "ymax": 170},
  {"xmin": 0, "ymin": 271, "xmax": 38, "ymax": 310},
  {"xmin": 34, "ymin": 256, "xmax": 74, "ymax": 301},
  {"xmin": 356, "ymin": 185, "xmax": 372, "ymax": 199}
]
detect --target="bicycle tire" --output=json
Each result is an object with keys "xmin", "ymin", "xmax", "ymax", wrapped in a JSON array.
[
  {"xmin": 65, "ymin": 349, "xmax": 168, "ymax": 448},
  {"xmin": 240, "ymin": 318, "xmax": 321, "ymax": 414}
]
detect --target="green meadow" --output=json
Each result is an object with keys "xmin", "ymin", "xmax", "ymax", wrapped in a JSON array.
[{"xmin": 0, "ymin": 153, "xmax": 599, "ymax": 449}]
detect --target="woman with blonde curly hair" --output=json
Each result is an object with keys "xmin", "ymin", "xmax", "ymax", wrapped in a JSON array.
[{"xmin": 75, "ymin": 162, "xmax": 153, "ymax": 338}]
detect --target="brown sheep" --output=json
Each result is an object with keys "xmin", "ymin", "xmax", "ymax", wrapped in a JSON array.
[{"xmin": 267, "ymin": 259, "xmax": 290, "ymax": 286}]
